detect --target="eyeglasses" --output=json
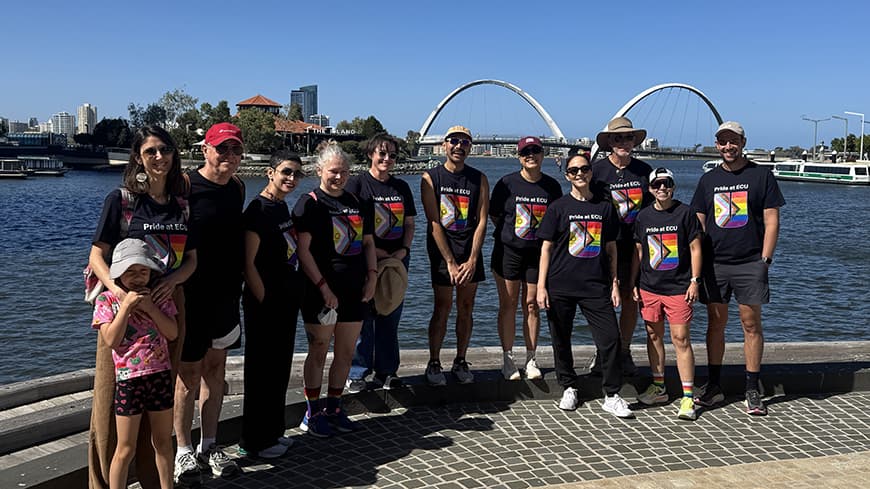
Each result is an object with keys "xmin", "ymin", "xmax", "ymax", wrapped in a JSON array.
[
  {"xmin": 565, "ymin": 165, "xmax": 592, "ymax": 176},
  {"xmin": 377, "ymin": 150, "xmax": 399, "ymax": 160},
  {"xmin": 650, "ymin": 179, "xmax": 674, "ymax": 189},
  {"xmin": 519, "ymin": 146, "xmax": 543, "ymax": 157},
  {"xmin": 141, "ymin": 146, "xmax": 174, "ymax": 157},
  {"xmin": 716, "ymin": 138, "xmax": 741, "ymax": 147},
  {"xmin": 611, "ymin": 134, "xmax": 636, "ymax": 144},
  {"xmin": 446, "ymin": 137, "xmax": 472, "ymax": 147},
  {"xmin": 212, "ymin": 143, "xmax": 244, "ymax": 156},
  {"xmin": 278, "ymin": 168, "xmax": 305, "ymax": 179}
]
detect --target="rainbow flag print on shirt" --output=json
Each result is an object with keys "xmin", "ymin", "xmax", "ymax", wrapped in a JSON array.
[
  {"xmin": 647, "ymin": 233, "xmax": 678, "ymax": 270},
  {"xmin": 332, "ymin": 214, "xmax": 363, "ymax": 255},
  {"xmin": 713, "ymin": 191, "xmax": 748, "ymax": 228},
  {"xmin": 611, "ymin": 187, "xmax": 643, "ymax": 224},
  {"xmin": 440, "ymin": 193, "xmax": 469, "ymax": 231},
  {"xmin": 515, "ymin": 203, "xmax": 547, "ymax": 240},
  {"xmin": 569, "ymin": 220, "xmax": 601, "ymax": 258},
  {"xmin": 375, "ymin": 202, "xmax": 404, "ymax": 240}
]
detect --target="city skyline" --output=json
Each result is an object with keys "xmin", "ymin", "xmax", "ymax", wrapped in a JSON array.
[{"xmin": 2, "ymin": 1, "xmax": 869, "ymax": 149}]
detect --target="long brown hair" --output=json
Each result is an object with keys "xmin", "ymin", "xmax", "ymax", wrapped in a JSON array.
[{"xmin": 122, "ymin": 125, "xmax": 186, "ymax": 196}]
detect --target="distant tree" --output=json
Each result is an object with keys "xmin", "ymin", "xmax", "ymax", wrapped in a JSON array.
[
  {"xmin": 158, "ymin": 88, "xmax": 198, "ymax": 129},
  {"xmin": 336, "ymin": 117, "xmax": 364, "ymax": 134},
  {"xmin": 283, "ymin": 102, "xmax": 304, "ymax": 121},
  {"xmin": 128, "ymin": 103, "xmax": 167, "ymax": 129},
  {"xmin": 340, "ymin": 140, "xmax": 363, "ymax": 163},
  {"xmin": 169, "ymin": 108, "xmax": 205, "ymax": 153},
  {"xmin": 93, "ymin": 118, "xmax": 132, "ymax": 148},
  {"xmin": 235, "ymin": 108, "xmax": 282, "ymax": 154},
  {"xmin": 73, "ymin": 133, "xmax": 94, "ymax": 146},
  {"xmin": 361, "ymin": 116, "xmax": 385, "ymax": 139},
  {"xmin": 0, "ymin": 119, "xmax": 7, "ymax": 137},
  {"xmin": 201, "ymin": 101, "xmax": 232, "ymax": 130}
]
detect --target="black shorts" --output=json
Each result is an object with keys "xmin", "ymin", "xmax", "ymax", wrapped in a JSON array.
[
  {"xmin": 491, "ymin": 243, "xmax": 540, "ymax": 283},
  {"xmin": 301, "ymin": 274, "xmax": 367, "ymax": 324},
  {"xmin": 615, "ymin": 240, "xmax": 636, "ymax": 291},
  {"xmin": 429, "ymin": 250, "xmax": 485, "ymax": 287},
  {"xmin": 181, "ymin": 288, "xmax": 242, "ymax": 362},
  {"xmin": 115, "ymin": 370, "xmax": 173, "ymax": 416},
  {"xmin": 700, "ymin": 259, "xmax": 770, "ymax": 305}
]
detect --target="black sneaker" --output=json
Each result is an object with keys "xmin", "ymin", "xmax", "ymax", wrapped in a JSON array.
[
  {"xmin": 745, "ymin": 389, "xmax": 768, "ymax": 416},
  {"xmin": 621, "ymin": 351, "xmax": 638, "ymax": 377},
  {"xmin": 694, "ymin": 383, "xmax": 725, "ymax": 407}
]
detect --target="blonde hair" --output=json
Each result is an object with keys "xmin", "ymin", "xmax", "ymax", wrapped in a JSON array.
[{"xmin": 315, "ymin": 140, "xmax": 350, "ymax": 169}]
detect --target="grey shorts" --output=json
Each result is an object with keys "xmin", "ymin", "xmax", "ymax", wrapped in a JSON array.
[{"xmin": 700, "ymin": 259, "xmax": 770, "ymax": 305}]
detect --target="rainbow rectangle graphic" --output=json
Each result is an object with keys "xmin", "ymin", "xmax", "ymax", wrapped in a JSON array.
[
  {"xmin": 713, "ymin": 191, "xmax": 748, "ymax": 228},
  {"xmin": 332, "ymin": 214, "xmax": 363, "ymax": 256},
  {"xmin": 440, "ymin": 193, "xmax": 469, "ymax": 231},
  {"xmin": 569, "ymin": 220, "xmax": 601, "ymax": 258},
  {"xmin": 514, "ymin": 203, "xmax": 547, "ymax": 240},
  {"xmin": 375, "ymin": 202, "xmax": 404, "ymax": 240},
  {"xmin": 611, "ymin": 187, "xmax": 643, "ymax": 223},
  {"xmin": 647, "ymin": 233, "xmax": 678, "ymax": 270}
]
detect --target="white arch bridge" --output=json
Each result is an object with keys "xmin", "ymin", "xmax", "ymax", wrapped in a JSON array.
[{"xmin": 415, "ymin": 80, "xmax": 723, "ymax": 157}]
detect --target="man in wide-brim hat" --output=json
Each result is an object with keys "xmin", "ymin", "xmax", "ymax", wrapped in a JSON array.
[{"xmin": 590, "ymin": 116, "xmax": 654, "ymax": 377}]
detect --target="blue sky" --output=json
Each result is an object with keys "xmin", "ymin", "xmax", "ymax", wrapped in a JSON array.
[{"xmin": 3, "ymin": 1, "xmax": 869, "ymax": 150}]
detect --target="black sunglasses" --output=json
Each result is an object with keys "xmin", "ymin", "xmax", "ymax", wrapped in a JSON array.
[
  {"xmin": 141, "ymin": 145, "xmax": 175, "ymax": 157},
  {"xmin": 611, "ymin": 133, "xmax": 636, "ymax": 144},
  {"xmin": 212, "ymin": 144, "xmax": 244, "ymax": 156},
  {"xmin": 377, "ymin": 150, "xmax": 399, "ymax": 160},
  {"xmin": 650, "ymin": 179, "xmax": 674, "ymax": 189},
  {"xmin": 519, "ymin": 146, "xmax": 543, "ymax": 157},
  {"xmin": 446, "ymin": 137, "xmax": 471, "ymax": 147},
  {"xmin": 565, "ymin": 165, "xmax": 592, "ymax": 176},
  {"xmin": 278, "ymin": 168, "xmax": 305, "ymax": 178}
]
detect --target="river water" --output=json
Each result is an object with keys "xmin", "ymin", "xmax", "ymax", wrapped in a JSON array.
[{"xmin": 0, "ymin": 158, "xmax": 868, "ymax": 385}]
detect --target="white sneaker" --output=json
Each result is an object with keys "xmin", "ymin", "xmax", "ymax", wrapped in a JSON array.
[
  {"xmin": 558, "ymin": 387, "xmax": 579, "ymax": 411},
  {"xmin": 525, "ymin": 357, "xmax": 542, "ymax": 380},
  {"xmin": 196, "ymin": 444, "xmax": 240, "ymax": 477},
  {"xmin": 602, "ymin": 394, "xmax": 635, "ymax": 418},
  {"xmin": 425, "ymin": 360, "xmax": 447, "ymax": 386},
  {"xmin": 173, "ymin": 451, "xmax": 201, "ymax": 485},
  {"xmin": 345, "ymin": 377, "xmax": 366, "ymax": 394},
  {"xmin": 502, "ymin": 352, "xmax": 521, "ymax": 380}
]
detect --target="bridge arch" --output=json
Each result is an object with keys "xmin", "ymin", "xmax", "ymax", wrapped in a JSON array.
[
  {"xmin": 418, "ymin": 79, "xmax": 566, "ymax": 143},
  {"xmin": 590, "ymin": 82, "xmax": 723, "ymax": 159}
]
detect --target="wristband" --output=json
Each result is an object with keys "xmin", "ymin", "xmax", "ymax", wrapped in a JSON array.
[{"xmin": 316, "ymin": 277, "xmax": 326, "ymax": 289}]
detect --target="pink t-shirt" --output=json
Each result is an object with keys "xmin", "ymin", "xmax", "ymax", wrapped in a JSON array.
[{"xmin": 92, "ymin": 291, "xmax": 177, "ymax": 381}]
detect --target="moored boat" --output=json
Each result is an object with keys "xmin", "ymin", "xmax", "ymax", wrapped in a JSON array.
[
  {"xmin": 0, "ymin": 159, "xmax": 29, "ymax": 178},
  {"xmin": 770, "ymin": 160, "xmax": 870, "ymax": 185},
  {"xmin": 18, "ymin": 156, "xmax": 69, "ymax": 176}
]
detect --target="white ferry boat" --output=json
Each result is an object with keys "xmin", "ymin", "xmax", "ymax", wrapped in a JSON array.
[
  {"xmin": 18, "ymin": 156, "xmax": 69, "ymax": 176},
  {"xmin": 703, "ymin": 159, "xmax": 870, "ymax": 185},
  {"xmin": 0, "ymin": 159, "xmax": 29, "ymax": 178}
]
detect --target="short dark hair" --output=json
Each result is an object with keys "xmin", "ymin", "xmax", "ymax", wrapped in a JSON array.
[
  {"xmin": 362, "ymin": 132, "xmax": 400, "ymax": 160},
  {"xmin": 566, "ymin": 149, "xmax": 590, "ymax": 166},
  {"xmin": 269, "ymin": 149, "xmax": 302, "ymax": 168},
  {"xmin": 123, "ymin": 125, "xmax": 185, "ymax": 196}
]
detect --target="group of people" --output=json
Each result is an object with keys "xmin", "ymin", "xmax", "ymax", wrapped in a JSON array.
[{"xmin": 85, "ymin": 115, "xmax": 783, "ymax": 488}]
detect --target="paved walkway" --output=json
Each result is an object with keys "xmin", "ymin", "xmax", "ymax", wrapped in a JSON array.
[{"xmin": 187, "ymin": 391, "xmax": 870, "ymax": 489}]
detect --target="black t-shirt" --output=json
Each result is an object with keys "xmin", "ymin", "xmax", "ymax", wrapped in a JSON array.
[
  {"xmin": 93, "ymin": 188, "xmax": 194, "ymax": 273},
  {"xmin": 184, "ymin": 170, "xmax": 245, "ymax": 297},
  {"xmin": 425, "ymin": 164, "xmax": 485, "ymax": 259},
  {"xmin": 591, "ymin": 157, "xmax": 654, "ymax": 241},
  {"xmin": 292, "ymin": 188, "xmax": 374, "ymax": 280},
  {"xmin": 243, "ymin": 195, "xmax": 300, "ymax": 288},
  {"xmin": 690, "ymin": 162, "xmax": 785, "ymax": 264},
  {"xmin": 633, "ymin": 200, "xmax": 701, "ymax": 295},
  {"xmin": 489, "ymin": 171, "xmax": 563, "ymax": 250},
  {"xmin": 537, "ymin": 194, "xmax": 619, "ymax": 297},
  {"xmin": 345, "ymin": 172, "xmax": 416, "ymax": 253}
]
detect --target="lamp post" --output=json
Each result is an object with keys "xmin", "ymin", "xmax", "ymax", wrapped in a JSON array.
[
  {"xmin": 802, "ymin": 116, "xmax": 829, "ymax": 161},
  {"xmin": 845, "ymin": 111, "xmax": 864, "ymax": 161},
  {"xmin": 831, "ymin": 115, "xmax": 848, "ymax": 158}
]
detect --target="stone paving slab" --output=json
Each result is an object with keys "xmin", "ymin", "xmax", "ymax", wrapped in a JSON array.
[{"xmin": 187, "ymin": 391, "xmax": 870, "ymax": 489}]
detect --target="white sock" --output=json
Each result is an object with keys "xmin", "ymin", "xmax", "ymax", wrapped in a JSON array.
[
  {"xmin": 199, "ymin": 437, "xmax": 215, "ymax": 453},
  {"xmin": 176, "ymin": 445, "xmax": 194, "ymax": 458}
]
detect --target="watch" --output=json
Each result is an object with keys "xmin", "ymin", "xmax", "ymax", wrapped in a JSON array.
[
  {"xmin": 689, "ymin": 277, "xmax": 702, "ymax": 284},
  {"xmin": 761, "ymin": 256, "xmax": 773, "ymax": 265}
]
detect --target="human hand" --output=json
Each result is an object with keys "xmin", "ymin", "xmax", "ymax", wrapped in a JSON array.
[
  {"xmin": 321, "ymin": 285, "xmax": 339, "ymax": 310},
  {"xmin": 685, "ymin": 283, "xmax": 699, "ymax": 304},
  {"xmin": 537, "ymin": 288, "xmax": 549, "ymax": 310},
  {"xmin": 611, "ymin": 284, "xmax": 621, "ymax": 308}
]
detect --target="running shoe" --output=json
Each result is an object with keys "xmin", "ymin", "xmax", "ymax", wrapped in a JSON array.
[
  {"xmin": 299, "ymin": 411, "xmax": 332, "ymax": 438},
  {"xmin": 255, "ymin": 443, "xmax": 287, "ymax": 459},
  {"xmin": 277, "ymin": 435, "xmax": 294, "ymax": 447},
  {"xmin": 502, "ymin": 352, "xmax": 521, "ymax": 380},
  {"xmin": 173, "ymin": 451, "xmax": 201, "ymax": 486},
  {"xmin": 638, "ymin": 384, "xmax": 668, "ymax": 405},
  {"xmin": 451, "ymin": 359, "xmax": 474, "ymax": 384},
  {"xmin": 327, "ymin": 408, "xmax": 360, "ymax": 433},
  {"xmin": 345, "ymin": 377, "xmax": 366, "ymax": 394},
  {"xmin": 525, "ymin": 357, "xmax": 543, "ymax": 380},
  {"xmin": 677, "ymin": 397, "xmax": 697, "ymax": 421},
  {"xmin": 425, "ymin": 360, "xmax": 447, "ymax": 386},
  {"xmin": 374, "ymin": 374, "xmax": 404, "ymax": 390},
  {"xmin": 694, "ymin": 383, "xmax": 725, "ymax": 407},
  {"xmin": 558, "ymin": 387, "xmax": 579, "ymax": 411},
  {"xmin": 196, "ymin": 444, "xmax": 239, "ymax": 478},
  {"xmin": 602, "ymin": 394, "xmax": 635, "ymax": 418},
  {"xmin": 745, "ymin": 389, "xmax": 768, "ymax": 416}
]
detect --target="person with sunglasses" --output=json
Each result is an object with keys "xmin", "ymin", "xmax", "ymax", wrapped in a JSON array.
[
  {"xmin": 591, "ymin": 116, "xmax": 654, "ymax": 377},
  {"xmin": 420, "ymin": 125, "xmax": 489, "ymax": 385},
  {"xmin": 489, "ymin": 136, "xmax": 562, "ymax": 380},
  {"xmin": 173, "ymin": 122, "xmax": 246, "ymax": 482},
  {"xmin": 238, "ymin": 150, "xmax": 305, "ymax": 458},
  {"xmin": 345, "ymin": 133, "xmax": 416, "ymax": 392},
  {"xmin": 88, "ymin": 125, "xmax": 196, "ymax": 489},
  {"xmin": 690, "ymin": 122, "xmax": 785, "ymax": 416},
  {"xmin": 292, "ymin": 141, "xmax": 377, "ymax": 437},
  {"xmin": 630, "ymin": 168, "xmax": 702, "ymax": 420},
  {"xmin": 536, "ymin": 150, "xmax": 633, "ymax": 418}
]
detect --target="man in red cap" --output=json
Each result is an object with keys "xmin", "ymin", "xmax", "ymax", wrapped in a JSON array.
[{"xmin": 173, "ymin": 122, "xmax": 246, "ymax": 484}]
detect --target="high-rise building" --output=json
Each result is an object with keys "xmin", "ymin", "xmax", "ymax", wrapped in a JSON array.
[
  {"xmin": 38, "ymin": 122, "xmax": 52, "ymax": 133},
  {"xmin": 8, "ymin": 121, "xmax": 31, "ymax": 133},
  {"xmin": 51, "ymin": 112, "xmax": 76, "ymax": 140},
  {"xmin": 289, "ymin": 85, "xmax": 319, "ymax": 122},
  {"xmin": 28, "ymin": 117, "xmax": 39, "ymax": 128},
  {"xmin": 77, "ymin": 103, "xmax": 97, "ymax": 134},
  {"xmin": 308, "ymin": 114, "xmax": 330, "ymax": 128}
]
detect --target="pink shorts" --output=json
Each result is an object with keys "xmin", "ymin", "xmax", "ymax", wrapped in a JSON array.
[{"xmin": 638, "ymin": 289, "xmax": 693, "ymax": 325}]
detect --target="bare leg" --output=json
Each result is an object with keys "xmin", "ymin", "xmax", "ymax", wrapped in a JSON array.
[
  {"xmin": 173, "ymin": 361, "xmax": 202, "ymax": 449},
  {"xmin": 670, "ymin": 323, "xmax": 695, "ymax": 384},
  {"xmin": 455, "ymin": 283, "xmax": 479, "ymax": 359},
  {"xmin": 705, "ymin": 303, "xmax": 729, "ymax": 366},
  {"xmin": 198, "ymin": 348, "xmax": 228, "ymax": 441},
  {"xmin": 494, "ymin": 272, "xmax": 521, "ymax": 352},
  {"xmin": 522, "ymin": 281, "xmax": 540, "ymax": 353},
  {"xmin": 738, "ymin": 304, "xmax": 764, "ymax": 372},
  {"xmin": 109, "ymin": 413, "xmax": 141, "ymax": 489},
  {"xmin": 644, "ymin": 320, "xmax": 666, "ymax": 374},
  {"xmin": 303, "ymin": 323, "xmax": 335, "ymax": 388},
  {"xmin": 147, "ymin": 409, "xmax": 175, "ymax": 489},
  {"xmin": 329, "ymin": 322, "xmax": 363, "ymax": 389},
  {"xmin": 428, "ymin": 285, "xmax": 453, "ymax": 361}
]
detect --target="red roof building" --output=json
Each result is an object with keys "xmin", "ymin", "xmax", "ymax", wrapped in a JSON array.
[
  {"xmin": 274, "ymin": 118, "xmax": 330, "ymax": 134},
  {"xmin": 236, "ymin": 94, "xmax": 281, "ymax": 115}
]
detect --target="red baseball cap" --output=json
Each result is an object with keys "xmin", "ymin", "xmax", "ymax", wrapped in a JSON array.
[
  {"xmin": 517, "ymin": 136, "xmax": 543, "ymax": 152},
  {"xmin": 204, "ymin": 122, "xmax": 244, "ymax": 146}
]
